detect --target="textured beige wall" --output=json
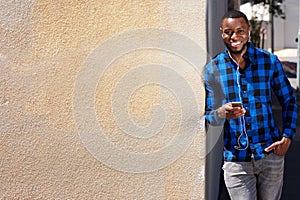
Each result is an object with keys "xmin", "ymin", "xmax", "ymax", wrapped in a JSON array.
[{"xmin": 0, "ymin": 0, "xmax": 207, "ymax": 199}]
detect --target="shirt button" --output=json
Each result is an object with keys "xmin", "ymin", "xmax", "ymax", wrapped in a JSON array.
[{"xmin": 246, "ymin": 123, "xmax": 251, "ymax": 129}]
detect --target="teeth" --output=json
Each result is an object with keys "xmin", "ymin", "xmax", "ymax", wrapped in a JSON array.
[{"xmin": 232, "ymin": 41, "xmax": 241, "ymax": 47}]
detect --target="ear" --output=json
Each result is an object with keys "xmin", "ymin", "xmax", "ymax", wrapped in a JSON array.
[{"xmin": 248, "ymin": 25, "xmax": 252, "ymax": 37}]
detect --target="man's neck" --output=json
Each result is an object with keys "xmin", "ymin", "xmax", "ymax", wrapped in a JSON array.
[{"xmin": 228, "ymin": 48, "xmax": 248, "ymax": 69}]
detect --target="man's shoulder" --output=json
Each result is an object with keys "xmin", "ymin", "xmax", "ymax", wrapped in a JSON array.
[
  {"xmin": 254, "ymin": 47, "xmax": 271, "ymax": 55},
  {"xmin": 204, "ymin": 52, "xmax": 230, "ymax": 75},
  {"xmin": 249, "ymin": 45, "xmax": 274, "ymax": 58},
  {"xmin": 207, "ymin": 51, "xmax": 228, "ymax": 64},
  {"xmin": 212, "ymin": 51, "xmax": 227, "ymax": 59}
]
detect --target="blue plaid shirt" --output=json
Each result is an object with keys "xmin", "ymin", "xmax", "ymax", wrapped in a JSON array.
[{"xmin": 204, "ymin": 43, "xmax": 298, "ymax": 162}]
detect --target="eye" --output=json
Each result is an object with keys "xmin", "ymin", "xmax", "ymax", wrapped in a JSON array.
[
  {"xmin": 223, "ymin": 30, "xmax": 233, "ymax": 36},
  {"xmin": 237, "ymin": 29, "xmax": 246, "ymax": 35}
]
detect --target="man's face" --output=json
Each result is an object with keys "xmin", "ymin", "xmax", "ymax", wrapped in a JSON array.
[{"xmin": 220, "ymin": 17, "xmax": 250, "ymax": 55}]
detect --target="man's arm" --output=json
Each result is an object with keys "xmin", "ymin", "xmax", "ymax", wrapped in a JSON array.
[{"xmin": 271, "ymin": 57, "xmax": 298, "ymax": 140}]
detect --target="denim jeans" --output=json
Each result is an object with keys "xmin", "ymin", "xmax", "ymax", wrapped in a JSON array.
[{"xmin": 222, "ymin": 153, "xmax": 284, "ymax": 200}]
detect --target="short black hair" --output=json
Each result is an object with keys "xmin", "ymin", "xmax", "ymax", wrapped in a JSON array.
[{"xmin": 221, "ymin": 10, "xmax": 249, "ymax": 25}]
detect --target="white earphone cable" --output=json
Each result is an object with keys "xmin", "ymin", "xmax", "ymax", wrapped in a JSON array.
[{"xmin": 234, "ymin": 66, "xmax": 249, "ymax": 150}]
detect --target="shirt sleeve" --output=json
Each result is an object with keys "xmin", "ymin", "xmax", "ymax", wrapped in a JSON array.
[
  {"xmin": 271, "ymin": 56, "xmax": 298, "ymax": 139},
  {"xmin": 204, "ymin": 63, "xmax": 226, "ymax": 126}
]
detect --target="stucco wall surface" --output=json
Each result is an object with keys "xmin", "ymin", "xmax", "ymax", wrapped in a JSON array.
[{"xmin": 0, "ymin": 0, "xmax": 207, "ymax": 199}]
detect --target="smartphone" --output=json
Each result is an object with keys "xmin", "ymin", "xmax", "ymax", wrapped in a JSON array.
[{"xmin": 232, "ymin": 102, "xmax": 242, "ymax": 108}]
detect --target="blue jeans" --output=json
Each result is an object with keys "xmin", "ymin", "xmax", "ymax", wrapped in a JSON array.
[{"xmin": 222, "ymin": 153, "xmax": 284, "ymax": 200}]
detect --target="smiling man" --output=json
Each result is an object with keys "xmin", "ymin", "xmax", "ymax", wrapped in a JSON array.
[{"xmin": 204, "ymin": 10, "xmax": 298, "ymax": 200}]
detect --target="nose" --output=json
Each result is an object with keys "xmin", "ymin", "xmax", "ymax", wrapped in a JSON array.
[{"xmin": 230, "ymin": 32, "xmax": 238, "ymax": 39}]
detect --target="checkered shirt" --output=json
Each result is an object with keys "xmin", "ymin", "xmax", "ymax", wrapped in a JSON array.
[{"xmin": 204, "ymin": 43, "xmax": 298, "ymax": 162}]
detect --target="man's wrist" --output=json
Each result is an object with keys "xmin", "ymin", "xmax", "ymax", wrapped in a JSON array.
[{"xmin": 217, "ymin": 106, "xmax": 225, "ymax": 119}]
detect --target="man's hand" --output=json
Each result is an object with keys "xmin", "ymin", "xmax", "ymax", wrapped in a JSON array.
[
  {"xmin": 217, "ymin": 102, "xmax": 246, "ymax": 119},
  {"xmin": 264, "ymin": 137, "xmax": 291, "ymax": 156}
]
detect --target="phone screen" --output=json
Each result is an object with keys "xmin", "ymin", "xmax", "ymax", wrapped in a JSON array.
[{"xmin": 232, "ymin": 102, "xmax": 242, "ymax": 108}]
